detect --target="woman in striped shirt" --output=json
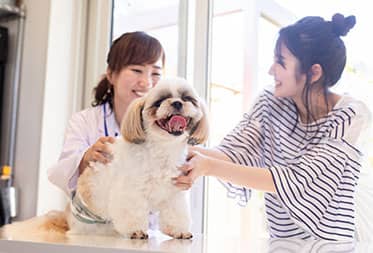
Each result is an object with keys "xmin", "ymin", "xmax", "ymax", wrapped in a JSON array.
[{"xmin": 175, "ymin": 14, "xmax": 371, "ymax": 240}]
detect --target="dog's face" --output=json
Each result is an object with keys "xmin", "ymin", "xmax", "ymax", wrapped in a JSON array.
[
  {"xmin": 144, "ymin": 79, "xmax": 204, "ymax": 138},
  {"xmin": 121, "ymin": 77, "xmax": 208, "ymax": 144}
]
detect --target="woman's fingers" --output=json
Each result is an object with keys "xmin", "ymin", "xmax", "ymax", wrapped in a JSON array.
[
  {"xmin": 93, "ymin": 137, "xmax": 115, "ymax": 157},
  {"xmin": 186, "ymin": 150, "xmax": 197, "ymax": 161},
  {"xmin": 96, "ymin": 143, "xmax": 112, "ymax": 157},
  {"xmin": 178, "ymin": 162, "xmax": 192, "ymax": 174},
  {"xmin": 174, "ymin": 182, "xmax": 192, "ymax": 191},
  {"xmin": 91, "ymin": 151, "xmax": 111, "ymax": 164},
  {"xmin": 174, "ymin": 175, "xmax": 192, "ymax": 184},
  {"xmin": 173, "ymin": 175, "xmax": 192, "ymax": 190},
  {"xmin": 105, "ymin": 136, "xmax": 116, "ymax": 143},
  {"xmin": 98, "ymin": 136, "xmax": 115, "ymax": 143},
  {"xmin": 85, "ymin": 137, "xmax": 116, "ymax": 164}
]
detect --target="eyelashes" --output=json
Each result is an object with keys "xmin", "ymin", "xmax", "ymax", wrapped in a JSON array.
[
  {"xmin": 151, "ymin": 96, "xmax": 198, "ymax": 108},
  {"xmin": 181, "ymin": 95, "xmax": 198, "ymax": 106},
  {"xmin": 151, "ymin": 94, "xmax": 172, "ymax": 108},
  {"xmin": 152, "ymin": 98, "xmax": 167, "ymax": 108},
  {"xmin": 150, "ymin": 90, "xmax": 198, "ymax": 108}
]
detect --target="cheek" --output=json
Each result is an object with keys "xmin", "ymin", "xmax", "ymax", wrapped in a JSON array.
[
  {"xmin": 184, "ymin": 103, "xmax": 203, "ymax": 119},
  {"xmin": 155, "ymin": 102, "xmax": 171, "ymax": 118},
  {"xmin": 146, "ymin": 107, "xmax": 157, "ymax": 121},
  {"xmin": 152, "ymin": 77, "xmax": 161, "ymax": 87},
  {"xmin": 295, "ymin": 72, "xmax": 307, "ymax": 86},
  {"xmin": 114, "ymin": 76, "xmax": 135, "ymax": 94},
  {"xmin": 115, "ymin": 71, "xmax": 136, "ymax": 86}
]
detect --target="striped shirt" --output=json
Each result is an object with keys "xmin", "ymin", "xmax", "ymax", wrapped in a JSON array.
[{"xmin": 217, "ymin": 89, "xmax": 371, "ymax": 240}]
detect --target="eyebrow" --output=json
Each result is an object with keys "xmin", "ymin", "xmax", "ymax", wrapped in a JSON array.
[
  {"xmin": 131, "ymin": 64, "xmax": 162, "ymax": 69},
  {"xmin": 178, "ymin": 88, "xmax": 188, "ymax": 95},
  {"xmin": 276, "ymin": 53, "xmax": 285, "ymax": 60},
  {"xmin": 179, "ymin": 89, "xmax": 198, "ymax": 105},
  {"xmin": 152, "ymin": 65, "xmax": 162, "ymax": 69},
  {"xmin": 155, "ymin": 91, "xmax": 172, "ymax": 101}
]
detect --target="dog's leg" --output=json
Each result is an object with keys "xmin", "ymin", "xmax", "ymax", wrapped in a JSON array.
[
  {"xmin": 108, "ymin": 192, "xmax": 149, "ymax": 239},
  {"xmin": 158, "ymin": 192, "xmax": 192, "ymax": 239}
]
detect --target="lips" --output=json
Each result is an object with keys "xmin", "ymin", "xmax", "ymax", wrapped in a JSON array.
[
  {"xmin": 156, "ymin": 114, "xmax": 189, "ymax": 136},
  {"xmin": 133, "ymin": 90, "xmax": 147, "ymax": 97}
]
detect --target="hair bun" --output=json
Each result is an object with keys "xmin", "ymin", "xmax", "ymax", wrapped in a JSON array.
[{"xmin": 331, "ymin": 13, "xmax": 356, "ymax": 36}]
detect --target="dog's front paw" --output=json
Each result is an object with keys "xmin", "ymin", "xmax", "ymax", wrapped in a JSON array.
[
  {"xmin": 174, "ymin": 232, "xmax": 193, "ymax": 239},
  {"xmin": 130, "ymin": 230, "xmax": 148, "ymax": 240},
  {"xmin": 162, "ymin": 226, "xmax": 193, "ymax": 239}
]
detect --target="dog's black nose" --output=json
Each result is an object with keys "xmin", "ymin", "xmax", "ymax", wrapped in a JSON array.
[{"xmin": 171, "ymin": 101, "xmax": 183, "ymax": 110}]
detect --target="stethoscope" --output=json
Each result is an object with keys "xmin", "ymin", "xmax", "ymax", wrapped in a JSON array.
[{"xmin": 103, "ymin": 103, "xmax": 119, "ymax": 137}]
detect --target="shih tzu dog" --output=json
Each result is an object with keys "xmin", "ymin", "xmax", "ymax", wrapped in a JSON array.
[{"xmin": 67, "ymin": 77, "xmax": 208, "ymax": 239}]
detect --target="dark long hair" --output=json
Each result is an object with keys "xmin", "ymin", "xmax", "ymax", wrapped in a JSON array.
[
  {"xmin": 91, "ymin": 31, "xmax": 165, "ymax": 110},
  {"xmin": 275, "ymin": 13, "xmax": 356, "ymax": 124}
]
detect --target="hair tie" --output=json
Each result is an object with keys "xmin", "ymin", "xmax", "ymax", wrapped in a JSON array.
[{"xmin": 331, "ymin": 13, "xmax": 356, "ymax": 36}]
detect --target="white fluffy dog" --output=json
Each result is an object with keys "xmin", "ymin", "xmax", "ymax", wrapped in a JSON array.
[{"xmin": 67, "ymin": 77, "xmax": 208, "ymax": 239}]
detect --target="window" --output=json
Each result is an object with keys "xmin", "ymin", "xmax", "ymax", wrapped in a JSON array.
[
  {"xmin": 206, "ymin": 0, "xmax": 254, "ymax": 239},
  {"xmin": 112, "ymin": 0, "xmax": 180, "ymax": 76},
  {"xmin": 205, "ymin": 0, "xmax": 294, "ymax": 240},
  {"xmin": 257, "ymin": 17, "xmax": 279, "ymax": 91}
]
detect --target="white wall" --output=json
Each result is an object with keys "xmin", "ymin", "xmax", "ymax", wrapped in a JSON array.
[
  {"xmin": 13, "ymin": 0, "xmax": 51, "ymax": 220},
  {"xmin": 36, "ymin": 0, "xmax": 87, "ymax": 215},
  {"xmin": 13, "ymin": 0, "xmax": 88, "ymax": 220}
]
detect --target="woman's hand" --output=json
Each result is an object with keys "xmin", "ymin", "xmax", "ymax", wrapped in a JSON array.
[
  {"xmin": 174, "ymin": 149, "xmax": 211, "ymax": 190},
  {"xmin": 79, "ymin": 136, "xmax": 116, "ymax": 174}
]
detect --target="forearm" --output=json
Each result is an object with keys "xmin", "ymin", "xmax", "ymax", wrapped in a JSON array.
[
  {"xmin": 48, "ymin": 151, "xmax": 85, "ymax": 195},
  {"xmin": 205, "ymin": 158, "xmax": 276, "ymax": 193},
  {"xmin": 191, "ymin": 146, "xmax": 231, "ymax": 162},
  {"xmin": 78, "ymin": 151, "xmax": 88, "ymax": 175}
]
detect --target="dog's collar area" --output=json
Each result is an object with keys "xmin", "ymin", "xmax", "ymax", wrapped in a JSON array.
[{"xmin": 71, "ymin": 190, "xmax": 111, "ymax": 225}]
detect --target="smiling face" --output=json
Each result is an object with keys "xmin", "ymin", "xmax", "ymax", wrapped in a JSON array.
[
  {"xmin": 107, "ymin": 58, "xmax": 163, "ymax": 114},
  {"xmin": 142, "ymin": 78, "xmax": 204, "ymax": 139},
  {"xmin": 268, "ymin": 43, "xmax": 307, "ymax": 100}
]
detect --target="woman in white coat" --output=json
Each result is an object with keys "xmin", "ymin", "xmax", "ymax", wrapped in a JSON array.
[{"xmin": 48, "ymin": 31, "xmax": 165, "ymax": 195}]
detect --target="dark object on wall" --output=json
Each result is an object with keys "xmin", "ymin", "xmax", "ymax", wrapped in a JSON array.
[
  {"xmin": 0, "ymin": 187, "xmax": 11, "ymax": 226},
  {"xmin": 0, "ymin": 165, "xmax": 13, "ymax": 226},
  {"xmin": 0, "ymin": 26, "xmax": 7, "ymax": 158},
  {"xmin": 0, "ymin": 26, "xmax": 8, "ymax": 64}
]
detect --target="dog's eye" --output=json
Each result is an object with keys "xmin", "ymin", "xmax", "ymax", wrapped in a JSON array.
[
  {"xmin": 152, "ymin": 99, "xmax": 164, "ymax": 108},
  {"xmin": 181, "ymin": 95, "xmax": 197, "ymax": 106},
  {"xmin": 152, "ymin": 93, "xmax": 172, "ymax": 108}
]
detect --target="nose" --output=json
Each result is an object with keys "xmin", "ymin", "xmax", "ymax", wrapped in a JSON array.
[
  {"xmin": 268, "ymin": 63, "xmax": 275, "ymax": 76},
  {"xmin": 171, "ymin": 101, "xmax": 183, "ymax": 110},
  {"xmin": 138, "ymin": 75, "xmax": 153, "ymax": 90}
]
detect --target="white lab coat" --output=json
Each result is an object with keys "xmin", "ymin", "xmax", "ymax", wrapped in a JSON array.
[{"xmin": 48, "ymin": 103, "xmax": 120, "ymax": 195}]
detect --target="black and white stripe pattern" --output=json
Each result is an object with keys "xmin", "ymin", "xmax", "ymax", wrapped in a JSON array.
[{"xmin": 217, "ymin": 90, "xmax": 367, "ymax": 240}]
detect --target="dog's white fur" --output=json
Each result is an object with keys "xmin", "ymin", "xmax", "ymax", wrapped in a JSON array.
[{"xmin": 67, "ymin": 77, "xmax": 208, "ymax": 239}]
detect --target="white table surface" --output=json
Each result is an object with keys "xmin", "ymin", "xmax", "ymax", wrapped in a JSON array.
[{"xmin": 1, "ymin": 229, "xmax": 372, "ymax": 253}]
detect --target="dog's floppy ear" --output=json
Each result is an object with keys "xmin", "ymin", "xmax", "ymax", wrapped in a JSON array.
[
  {"xmin": 121, "ymin": 97, "xmax": 146, "ymax": 144},
  {"xmin": 188, "ymin": 100, "xmax": 209, "ymax": 145}
]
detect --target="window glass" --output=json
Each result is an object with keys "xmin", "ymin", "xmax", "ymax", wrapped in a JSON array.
[
  {"xmin": 257, "ymin": 17, "xmax": 279, "ymax": 90},
  {"xmin": 206, "ymin": 0, "xmax": 269, "ymax": 240},
  {"xmin": 112, "ymin": 0, "xmax": 180, "ymax": 76}
]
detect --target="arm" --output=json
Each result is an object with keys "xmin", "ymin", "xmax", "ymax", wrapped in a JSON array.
[
  {"xmin": 176, "ymin": 150, "xmax": 275, "ymax": 193},
  {"xmin": 203, "ymin": 157, "xmax": 275, "ymax": 193},
  {"xmin": 189, "ymin": 145, "xmax": 231, "ymax": 162},
  {"xmin": 78, "ymin": 136, "xmax": 115, "ymax": 174},
  {"xmin": 47, "ymin": 111, "xmax": 114, "ymax": 194}
]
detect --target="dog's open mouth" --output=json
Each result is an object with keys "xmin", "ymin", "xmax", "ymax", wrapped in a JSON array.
[{"xmin": 156, "ymin": 114, "xmax": 189, "ymax": 136}]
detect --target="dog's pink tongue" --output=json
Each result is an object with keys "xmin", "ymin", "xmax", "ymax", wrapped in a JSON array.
[{"xmin": 168, "ymin": 115, "xmax": 187, "ymax": 132}]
